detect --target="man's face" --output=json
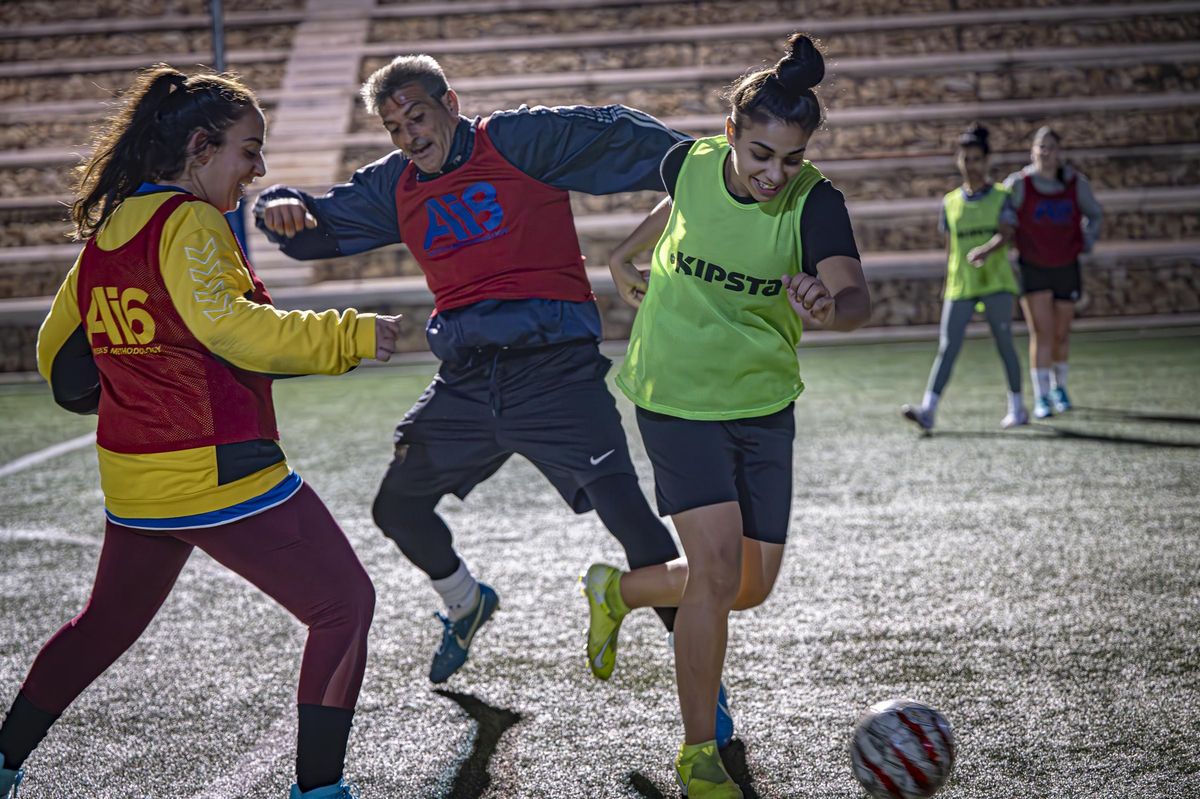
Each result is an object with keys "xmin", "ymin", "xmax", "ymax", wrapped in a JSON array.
[{"xmin": 378, "ymin": 82, "xmax": 460, "ymax": 174}]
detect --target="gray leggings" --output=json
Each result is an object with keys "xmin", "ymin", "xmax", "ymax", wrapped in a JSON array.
[{"xmin": 926, "ymin": 292, "xmax": 1022, "ymax": 396}]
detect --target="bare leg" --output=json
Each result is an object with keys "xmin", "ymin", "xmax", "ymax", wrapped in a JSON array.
[
  {"xmin": 617, "ymin": 539, "xmax": 785, "ymax": 611},
  {"xmin": 671, "ymin": 502, "xmax": 742, "ymax": 745},
  {"xmin": 1052, "ymin": 299, "xmax": 1074, "ymax": 365},
  {"xmin": 1020, "ymin": 291, "xmax": 1056, "ymax": 370}
]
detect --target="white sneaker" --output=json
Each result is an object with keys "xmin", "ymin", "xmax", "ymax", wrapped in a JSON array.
[
  {"xmin": 1001, "ymin": 407, "xmax": 1029, "ymax": 429},
  {"xmin": 901, "ymin": 404, "xmax": 934, "ymax": 431}
]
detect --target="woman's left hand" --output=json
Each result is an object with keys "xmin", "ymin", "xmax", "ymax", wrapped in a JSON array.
[
  {"xmin": 782, "ymin": 273, "xmax": 834, "ymax": 325},
  {"xmin": 609, "ymin": 259, "xmax": 650, "ymax": 308},
  {"xmin": 966, "ymin": 245, "xmax": 989, "ymax": 267}
]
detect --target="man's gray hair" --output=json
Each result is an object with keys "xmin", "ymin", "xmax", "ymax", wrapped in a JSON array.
[{"xmin": 360, "ymin": 54, "xmax": 449, "ymax": 115}]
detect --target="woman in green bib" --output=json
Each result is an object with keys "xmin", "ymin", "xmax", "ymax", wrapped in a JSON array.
[
  {"xmin": 579, "ymin": 34, "xmax": 870, "ymax": 798},
  {"xmin": 900, "ymin": 123, "xmax": 1026, "ymax": 432}
]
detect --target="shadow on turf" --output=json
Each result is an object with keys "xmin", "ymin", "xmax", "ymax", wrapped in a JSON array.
[
  {"xmin": 433, "ymin": 689, "xmax": 522, "ymax": 799},
  {"xmin": 1071, "ymin": 406, "xmax": 1200, "ymax": 425},
  {"xmin": 628, "ymin": 739, "xmax": 761, "ymax": 799},
  {"xmin": 921, "ymin": 421, "xmax": 1200, "ymax": 449}
]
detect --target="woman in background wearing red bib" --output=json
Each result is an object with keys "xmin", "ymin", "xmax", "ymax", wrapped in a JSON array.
[{"xmin": 1004, "ymin": 127, "xmax": 1103, "ymax": 419}]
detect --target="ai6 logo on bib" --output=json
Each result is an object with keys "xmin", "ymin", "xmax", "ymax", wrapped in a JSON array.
[
  {"xmin": 423, "ymin": 181, "xmax": 508, "ymax": 255},
  {"xmin": 1032, "ymin": 199, "xmax": 1075, "ymax": 226},
  {"xmin": 86, "ymin": 286, "xmax": 156, "ymax": 347}
]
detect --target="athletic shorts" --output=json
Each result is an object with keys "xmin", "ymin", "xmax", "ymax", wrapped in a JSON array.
[
  {"xmin": 381, "ymin": 340, "xmax": 637, "ymax": 513},
  {"xmin": 1019, "ymin": 259, "xmax": 1081, "ymax": 301},
  {"xmin": 635, "ymin": 404, "xmax": 795, "ymax": 544}
]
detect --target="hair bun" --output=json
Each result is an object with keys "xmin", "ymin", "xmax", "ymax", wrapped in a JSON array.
[
  {"xmin": 966, "ymin": 122, "xmax": 989, "ymax": 143},
  {"xmin": 775, "ymin": 33, "xmax": 825, "ymax": 92}
]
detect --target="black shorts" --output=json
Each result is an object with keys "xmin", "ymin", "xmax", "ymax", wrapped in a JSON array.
[
  {"xmin": 635, "ymin": 404, "xmax": 795, "ymax": 544},
  {"xmin": 380, "ymin": 340, "xmax": 637, "ymax": 513},
  {"xmin": 1019, "ymin": 259, "xmax": 1081, "ymax": 302}
]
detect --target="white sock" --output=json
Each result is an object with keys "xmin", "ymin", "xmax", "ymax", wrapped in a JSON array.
[
  {"xmin": 922, "ymin": 391, "xmax": 940, "ymax": 415},
  {"xmin": 1032, "ymin": 368, "xmax": 1052, "ymax": 400},
  {"xmin": 1052, "ymin": 362, "xmax": 1069, "ymax": 391},
  {"xmin": 431, "ymin": 559, "xmax": 480, "ymax": 621},
  {"xmin": 1007, "ymin": 391, "xmax": 1024, "ymax": 415}
]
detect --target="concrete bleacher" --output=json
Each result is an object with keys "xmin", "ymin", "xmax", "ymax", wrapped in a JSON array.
[{"xmin": 1, "ymin": 0, "xmax": 1197, "ymax": 370}]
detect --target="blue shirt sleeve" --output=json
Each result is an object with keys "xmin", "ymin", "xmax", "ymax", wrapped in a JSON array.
[
  {"xmin": 252, "ymin": 151, "xmax": 409, "ymax": 259},
  {"xmin": 485, "ymin": 104, "xmax": 689, "ymax": 194}
]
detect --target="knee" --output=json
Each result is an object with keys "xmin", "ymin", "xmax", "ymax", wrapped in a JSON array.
[
  {"xmin": 371, "ymin": 490, "xmax": 398, "ymax": 534},
  {"xmin": 372, "ymin": 491, "xmax": 430, "ymax": 542},
  {"xmin": 349, "ymin": 573, "xmax": 376, "ymax": 628},
  {"xmin": 732, "ymin": 580, "xmax": 774, "ymax": 611},
  {"xmin": 319, "ymin": 570, "xmax": 375, "ymax": 637},
  {"xmin": 686, "ymin": 547, "xmax": 743, "ymax": 607}
]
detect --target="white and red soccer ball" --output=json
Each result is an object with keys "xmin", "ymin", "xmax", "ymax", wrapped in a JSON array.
[{"xmin": 850, "ymin": 698, "xmax": 956, "ymax": 799}]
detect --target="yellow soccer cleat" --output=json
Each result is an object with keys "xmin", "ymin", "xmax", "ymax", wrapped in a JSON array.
[
  {"xmin": 675, "ymin": 740, "xmax": 743, "ymax": 798},
  {"xmin": 579, "ymin": 562, "xmax": 628, "ymax": 680}
]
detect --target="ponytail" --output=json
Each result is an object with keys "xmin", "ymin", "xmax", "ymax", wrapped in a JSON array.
[{"xmin": 70, "ymin": 64, "xmax": 260, "ymax": 240}]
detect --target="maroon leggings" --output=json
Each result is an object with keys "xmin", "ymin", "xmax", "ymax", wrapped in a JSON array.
[{"xmin": 20, "ymin": 483, "xmax": 375, "ymax": 715}]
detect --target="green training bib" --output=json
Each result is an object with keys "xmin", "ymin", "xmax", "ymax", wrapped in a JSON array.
[
  {"xmin": 943, "ymin": 184, "xmax": 1018, "ymax": 301},
  {"xmin": 617, "ymin": 135, "xmax": 824, "ymax": 420}
]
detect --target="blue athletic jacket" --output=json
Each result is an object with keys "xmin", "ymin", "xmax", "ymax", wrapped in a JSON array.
[{"xmin": 253, "ymin": 105, "xmax": 686, "ymax": 362}]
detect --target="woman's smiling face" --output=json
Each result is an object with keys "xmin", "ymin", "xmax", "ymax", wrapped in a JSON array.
[{"xmin": 724, "ymin": 114, "xmax": 813, "ymax": 203}]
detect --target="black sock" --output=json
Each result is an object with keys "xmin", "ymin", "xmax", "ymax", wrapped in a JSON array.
[
  {"xmin": 0, "ymin": 692, "xmax": 59, "ymax": 770},
  {"xmin": 653, "ymin": 606, "xmax": 677, "ymax": 633},
  {"xmin": 296, "ymin": 704, "xmax": 354, "ymax": 793},
  {"xmin": 585, "ymin": 474, "xmax": 682, "ymax": 634}
]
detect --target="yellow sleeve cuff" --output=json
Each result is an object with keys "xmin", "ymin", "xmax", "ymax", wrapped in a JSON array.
[{"xmin": 354, "ymin": 312, "xmax": 378, "ymax": 360}]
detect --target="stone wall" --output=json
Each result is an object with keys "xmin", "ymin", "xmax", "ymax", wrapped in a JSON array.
[
  {"xmin": 869, "ymin": 256, "xmax": 1200, "ymax": 327},
  {"xmin": 0, "ymin": 61, "xmax": 286, "ymax": 104},
  {"xmin": 0, "ymin": 0, "xmax": 301, "ymax": 26},
  {"xmin": 0, "ymin": 24, "xmax": 296, "ymax": 63},
  {"xmin": 346, "ymin": 107, "xmax": 1199, "ymax": 161},
  {"xmin": 3, "ymin": 255, "xmax": 1195, "ymax": 372},
  {"xmin": 2, "ymin": 203, "xmax": 1192, "ymax": 302}
]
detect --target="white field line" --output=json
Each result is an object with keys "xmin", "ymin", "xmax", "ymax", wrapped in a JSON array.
[{"xmin": 0, "ymin": 432, "xmax": 96, "ymax": 479}]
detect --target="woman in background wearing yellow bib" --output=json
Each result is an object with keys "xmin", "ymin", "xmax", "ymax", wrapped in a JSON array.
[
  {"xmin": 578, "ymin": 34, "xmax": 870, "ymax": 798},
  {"xmin": 901, "ymin": 123, "xmax": 1027, "ymax": 432}
]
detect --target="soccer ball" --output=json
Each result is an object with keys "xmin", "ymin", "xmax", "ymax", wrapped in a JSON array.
[{"xmin": 849, "ymin": 698, "xmax": 956, "ymax": 799}]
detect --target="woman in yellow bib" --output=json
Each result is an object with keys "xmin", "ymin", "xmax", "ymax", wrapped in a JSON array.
[
  {"xmin": 901, "ymin": 123, "xmax": 1027, "ymax": 431},
  {"xmin": 579, "ymin": 34, "xmax": 870, "ymax": 798}
]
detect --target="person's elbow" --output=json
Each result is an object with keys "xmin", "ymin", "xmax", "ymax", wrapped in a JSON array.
[
  {"xmin": 833, "ymin": 286, "xmax": 872, "ymax": 332},
  {"xmin": 262, "ymin": 226, "xmax": 343, "ymax": 261}
]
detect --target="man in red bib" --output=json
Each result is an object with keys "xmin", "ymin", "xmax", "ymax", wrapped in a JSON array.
[{"xmin": 256, "ymin": 55, "xmax": 687, "ymax": 687}]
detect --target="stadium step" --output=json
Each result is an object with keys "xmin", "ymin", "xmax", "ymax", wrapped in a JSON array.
[
  {"xmin": 5, "ymin": 3, "xmax": 1198, "ymax": 91},
  {"xmin": 7, "ymin": 42, "xmax": 1197, "ymax": 121},
  {"xmin": 2, "ymin": 239, "xmax": 1195, "ymax": 326}
]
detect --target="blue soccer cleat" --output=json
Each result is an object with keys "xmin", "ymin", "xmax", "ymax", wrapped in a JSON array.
[
  {"xmin": 429, "ymin": 583, "xmax": 500, "ymax": 684},
  {"xmin": 716, "ymin": 682, "xmax": 735, "ymax": 750},
  {"xmin": 1033, "ymin": 396, "xmax": 1054, "ymax": 419},
  {"xmin": 288, "ymin": 778, "xmax": 360, "ymax": 798},
  {"xmin": 1050, "ymin": 386, "xmax": 1072, "ymax": 414},
  {"xmin": 0, "ymin": 753, "xmax": 24, "ymax": 799}
]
